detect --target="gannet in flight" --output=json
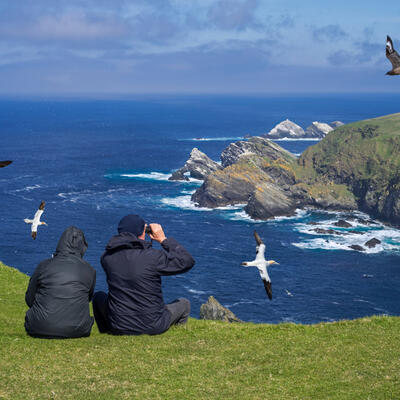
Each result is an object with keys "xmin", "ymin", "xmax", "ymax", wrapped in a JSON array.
[
  {"xmin": 386, "ymin": 35, "xmax": 400, "ymax": 75},
  {"xmin": 241, "ymin": 231, "xmax": 279, "ymax": 300},
  {"xmin": 24, "ymin": 201, "xmax": 47, "ymax": 240},
  {"xmin": 0, "ymin": 160, "xmax": 12, "ymax": 168}
]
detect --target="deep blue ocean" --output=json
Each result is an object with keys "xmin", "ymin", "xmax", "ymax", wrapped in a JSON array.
[{"xmin": 1, "ymin": 94, "xmax": 399, "ymax": 323}]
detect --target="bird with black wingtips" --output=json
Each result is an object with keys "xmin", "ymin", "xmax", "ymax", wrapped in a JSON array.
[
  {"xmin": 241, "ymin": 230, "xmax": 279, "ymax": 300},
  {"xmin": 0, "ymin": 161, "xmax": 12, "ymax": 168},
  {"xmin": 386, "ymin": 35, "xmax": 400, "ymax": 75},
  {"xmin": 24, "ymin": 201, "xmax": 47, "ymax": 239}
]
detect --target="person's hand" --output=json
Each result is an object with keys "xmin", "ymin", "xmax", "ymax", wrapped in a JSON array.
[{"xmin": 148, "ymin": 223, "xmax": 167, "ymax": 243}]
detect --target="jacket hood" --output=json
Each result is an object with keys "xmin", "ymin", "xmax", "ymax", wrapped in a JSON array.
[
  {"xmin": 105, "ymin": 232, "xmax": 151, "ymax": 253},
  {"xmin": 55, "ymin": 226, "xmax": 88, "ymax": 257}
]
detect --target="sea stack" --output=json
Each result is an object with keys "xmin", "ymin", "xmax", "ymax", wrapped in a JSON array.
[
  {"xmin": 169, "ymin": 148, "xmax": 221, "ymax": 181},
  {"xmin": 304, "ymin": 122, "xmax": 333, "ymax": 138},
  {"xmin": 264, "ymin": 119, "xmax": 305, "ymax": 139}
]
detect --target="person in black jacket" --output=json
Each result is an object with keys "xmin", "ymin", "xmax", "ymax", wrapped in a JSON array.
[
  {"xmin": 93, "ymin": 214, "xmax": 195, "ymax": 335},
  {"xmin": 25, "ymin": 226, "xmax": 96, "ymax": 339}
]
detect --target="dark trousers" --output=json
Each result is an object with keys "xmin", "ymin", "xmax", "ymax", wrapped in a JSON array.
[
  {"xmin": 92, "ymin": 291, "xmax": 111, "ymax": 333},
  {"xmin": 92, "ymin": 291, "xmax": 190, "ymax": 334},
  {"xmin": 165, "ymin": 298, "xmax": 191, "ymax": 327}
]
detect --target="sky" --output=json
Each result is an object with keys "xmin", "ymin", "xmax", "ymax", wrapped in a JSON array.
[{"xmin": 0, "ymin": 0, "xmax": 399, "ymax": 95}]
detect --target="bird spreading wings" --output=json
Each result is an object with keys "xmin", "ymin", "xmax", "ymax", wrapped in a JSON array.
[
  {"xmin": 241, "ymin": 230, "xmax": 279, "ymax": 300},
  {"xmin": 24, "ymin": 201, "xmax": 47, "ymax": 240},
  {"xmin": 386, "ymin": 35, "xmax": 400, "ymax": 75},
  {"xmin": 0, "ymin": 160, "xmax": 12, "ymax": 168}
]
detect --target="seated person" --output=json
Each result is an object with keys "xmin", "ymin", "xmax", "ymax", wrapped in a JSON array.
[
  {"xmin": 25, "ymin": 226, "xmax": 96, "ymax": 339},
  {"xmin": 93, "ymin": 214, "xmax": 195, "ymax": 335}
]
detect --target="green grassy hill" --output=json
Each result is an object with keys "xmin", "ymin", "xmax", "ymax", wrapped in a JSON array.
[
  {"xmin": 1, "ymin": 262, "xmax": 399, "ymax": 400},
  {"xmin": 299, "ymin": 113, "xmax": 400, "ymax": 225}
]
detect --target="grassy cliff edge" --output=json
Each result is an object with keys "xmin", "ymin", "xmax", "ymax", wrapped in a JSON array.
[{"xmin": 0, "ymin": 262, "xmax": 399, "ymax": 399}]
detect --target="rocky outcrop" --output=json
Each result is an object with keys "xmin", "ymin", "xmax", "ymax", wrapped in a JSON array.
[
  {"xmin": 264, "ymin": 119, "xmax": 305, "ymax": 139},
  {"xmin": 304, "ymin": 122, "xmax": 333, "ymax": 138},
  {"xmin": 199, "ymin": 296, "xmax": 242, "ymax": 323},
  {"xmin": 329, "ymin": 121, "xmax": 345, "ymax": 129},
  {"xmin": 365, "ymin": 238, "xmax": 381, "ymax": 248},
  {"xmin": 169, "ymin": 148, "xmax": 221, "ymax": 181},
  {"xmin": 220, "ymin": 136, "xmax": 296, "ymax": 168}
]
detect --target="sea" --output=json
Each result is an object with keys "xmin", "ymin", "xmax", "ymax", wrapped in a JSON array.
[{"xmin": 1, "ymin": 94, "xmax": 399, "ymax": 324}]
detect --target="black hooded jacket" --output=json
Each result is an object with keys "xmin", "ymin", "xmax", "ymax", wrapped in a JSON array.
[
  {"xmin": 101, "ymin": 233, "xmax": 195, "ymax": 335},
  {"xmin": 25, "ymin": 226, "xmax": 96, "ymax": 338}
]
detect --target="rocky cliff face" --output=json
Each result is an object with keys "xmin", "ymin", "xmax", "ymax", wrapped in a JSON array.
[
  {"xmin": 299, "ymin": 115, "xmax": 400, "ymax": 226},
  {"xmin": 169, "ymin": 148, "xmax": 221, "ymax": 181},
  {"xmin": 221, "ymin": 136, "xmax": 296, "ymax": 168}
]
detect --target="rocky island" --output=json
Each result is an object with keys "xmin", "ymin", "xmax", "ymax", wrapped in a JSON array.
[
  {"xmin": 263, "ymin": 119, "xmax": 344, "ymax": 139},
  {"xmin": 181, "ymin": 113, "xmax": 400, "ymax": 227}
]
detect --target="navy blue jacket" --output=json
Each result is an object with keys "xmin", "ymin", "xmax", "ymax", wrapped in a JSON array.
[{"xmin": 101, "ymin": 232, "xmax": 195, "ymax": 335}]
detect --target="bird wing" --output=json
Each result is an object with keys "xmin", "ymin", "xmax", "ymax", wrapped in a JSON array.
[
  {"xmin": 0, "ymin": 160, "xmax": 12, "ymax": 168},
  {"xmin": 24, "ymin": 219, "xmax": 33, "ymax": 224},
  {"xmin": 255, "ymin": 243, "xmax": 266, "ymax": 262},
  {"xmin": 38, "ymin": 201, "xmax": 45, "ymax": 210},
  {"xmin": 254, "ymin": 230, "xmax": 263, "ymax": 246},
  {"xmin": 262, "ymin": 279, "xmax": 272, "ymax": 300},
  {"xmin": 386, "ymin": 36, "xmax": 400, "ymax": 68},
  {"xmin": 31, "ymin": 231, "xmax": 37, "ymax": 240},
  {"xmin": 33, "ymin": 209, "xmax": 44, "ymax": 221}
]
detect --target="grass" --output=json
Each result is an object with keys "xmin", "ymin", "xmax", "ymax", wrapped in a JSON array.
[{"xmin": 1, "ymin": 262, "xmax": 400, "ymax": 399}]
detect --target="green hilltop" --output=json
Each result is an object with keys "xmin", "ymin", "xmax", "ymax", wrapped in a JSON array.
[
  {"xmin": 1, "ymin": 262, "xmax": 399, "ymax": 399},
  {"xmin": 299, "ymin": 113, "xmax": 400, "ymax": 225}
]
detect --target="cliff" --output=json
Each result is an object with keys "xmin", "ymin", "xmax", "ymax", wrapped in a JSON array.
[
  {"xmin": 192, "ymin": 113, "xmax": 400, "ymax": 225},
  {"xmin": 299, "ymin": 113, "xmax": 400, "ymax": 225}
]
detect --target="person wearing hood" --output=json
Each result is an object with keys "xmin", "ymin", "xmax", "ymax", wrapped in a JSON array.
[
  {"xmin": 93, "ymin": 214, "xmax": 195, "ymax": 336},
  {"xmin": 25, "ymin": 226, "xmax": 96, "ymax": 339}
]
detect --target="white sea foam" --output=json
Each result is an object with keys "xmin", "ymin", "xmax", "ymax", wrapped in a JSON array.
[
  {"xmin": 185, "ymin": 287, "xmax": 206, "ymax": 295},
  {"xmin": 271, "ymin": 138, "xmax": 321, "ymax": 142},
  {"xmin": 161, "ymin": 195, "xmax": 244, "ymax": 212},
  {"xmin": 293, "ymin": 209, "xmax": 400, "ymax": 253},
  {"xmin": 179, "ymin": 136, "xmax": 244, "ymax": 142},
  {"xmin": 14, "ymin": 184, "xmax": 41, "ymax": 192},
  {"xmin": 105, "ymin": 171, "xmax": 203, "ymax": 184},
  {"xmin": 225, "ymin": 208, "xmax": 309, "ymax": 223},
  {"xmin": 119, "ymin": 172, "xmax": 171, "ymax": 181}
]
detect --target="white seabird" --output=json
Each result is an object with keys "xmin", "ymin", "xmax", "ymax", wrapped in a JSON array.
[
  {"xmin": 24, "ymin": 201, "xmax": 47, "ymax": 240},
  {"xmin": 241, "ymin": 231, "xmax": 279, "ymax": 300}
]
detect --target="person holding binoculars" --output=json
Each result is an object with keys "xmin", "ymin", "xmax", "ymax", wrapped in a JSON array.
[{"xmin": 93, "ymin": 214, "xmax": 195, "ymax": 335}]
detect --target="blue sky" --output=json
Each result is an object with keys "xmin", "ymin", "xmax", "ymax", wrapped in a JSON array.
[{"xmin": 0, "ymin": 0, "xmax": 399, "ymax": 95}]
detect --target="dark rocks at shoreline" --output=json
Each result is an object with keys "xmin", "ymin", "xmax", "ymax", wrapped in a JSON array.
[
  {"xmin": 333, "ymin": 220, "xmax": 352, "ymax": 228},
  {"xmin": 349, "ymin": 244, "xmax": 365, "ymax": 251},
  {"xmin": 200, "ymin": 296, "xmax": 242, "ymax": 323},
  {"xmin": 169, "ymin": 148, "xmax": 221, "ymax": 181},
  {"xmin": 364, "ymin": 238, "xmax": 381, "ymax": 248}
]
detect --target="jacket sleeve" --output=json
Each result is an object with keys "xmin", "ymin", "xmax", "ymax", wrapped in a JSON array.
[
  {"xmin": 25, "ymin": 261, "xmax": 47, "ymax": 307},
  {"xmin": 156, "ymin": 238, "xmax": 195, "ymax": 276}
]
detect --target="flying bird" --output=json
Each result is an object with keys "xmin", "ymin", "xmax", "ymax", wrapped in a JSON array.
[
  {"xmin": 386, "ymin": 35, "xmax": 400, "ymax": 75},
  {"xmin": 0, "ymin": 160, "xmax": 12, "ymax": 168},
  {"xmin": 241, "ymin": 231, "xmax": 279, "ymax": 300},
  {"xmin": 24, "ymin": 201, "xmax": 47, "ymax": 240}
]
